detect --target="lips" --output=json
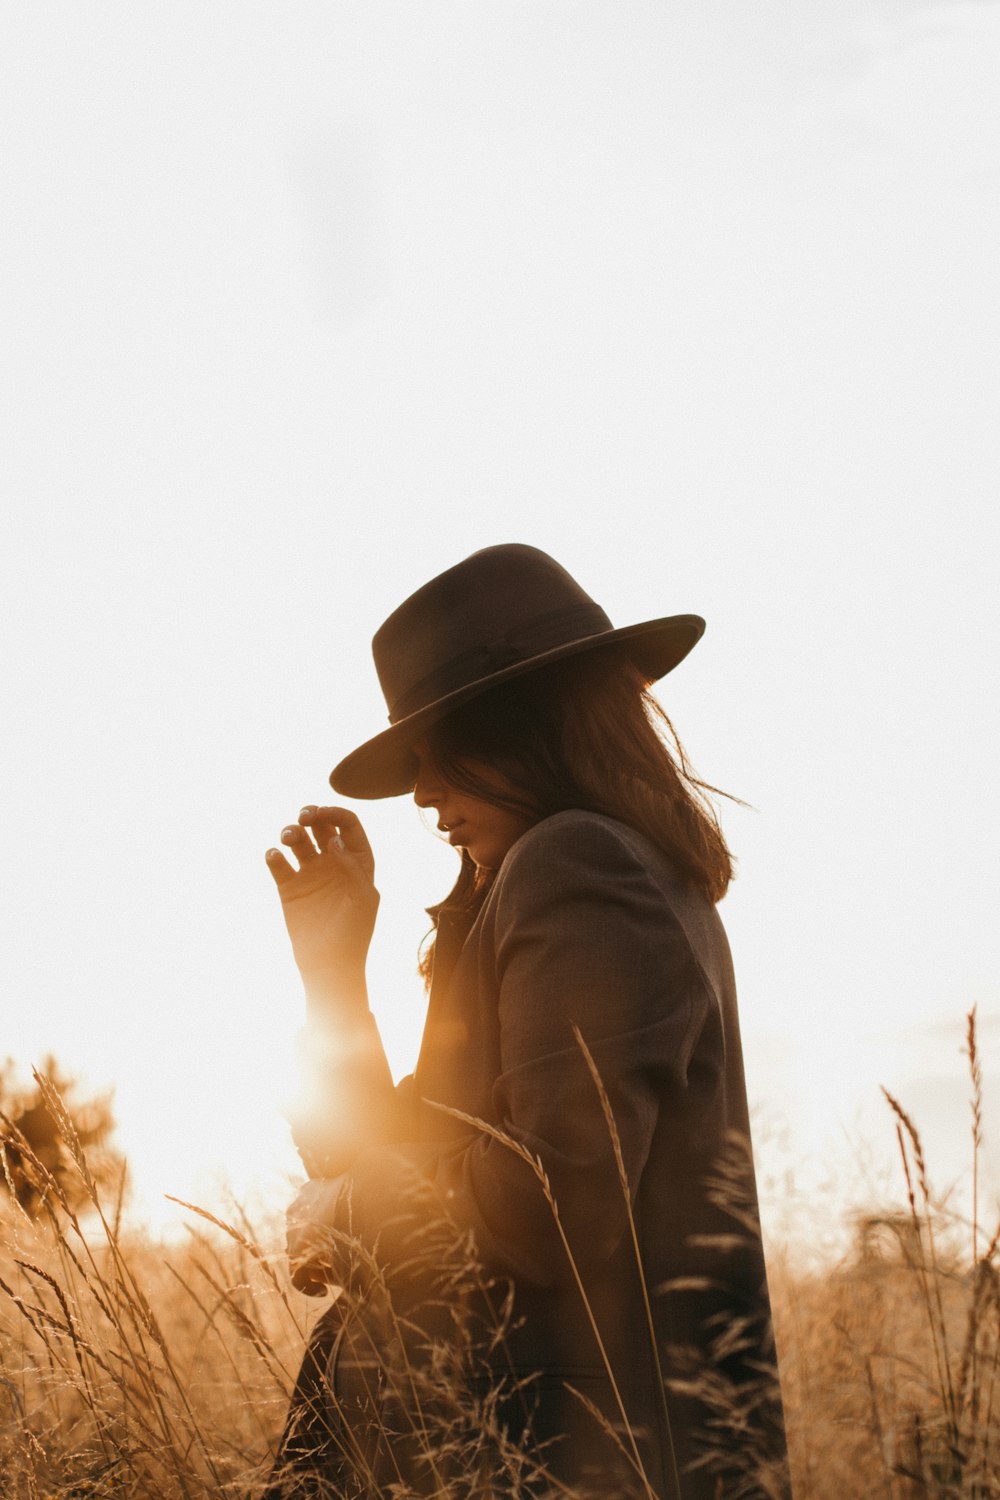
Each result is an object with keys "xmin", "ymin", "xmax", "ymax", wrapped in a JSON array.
[{"xmin": 439, "ymin": 820, "xmax": 467, "ymax": 844}]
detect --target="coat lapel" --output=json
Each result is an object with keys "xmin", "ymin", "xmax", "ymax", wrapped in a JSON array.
[
  {"xmin": 427, "ymin": 906, "xmax": 476, "ymax": 1002},
  {"xmin": 413, "ymin": 906, "xmax": 479, "ymax": 1098}
]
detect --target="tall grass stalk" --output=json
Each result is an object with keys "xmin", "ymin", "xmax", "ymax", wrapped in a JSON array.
[
  {"xmin": 571, "ymin": 1023, "xmax": 682, "ymax": 1500},
  {"xmin": 432, "ymin": 1097, "xmax": 662, "ymax": 1500},
  {"xmin": 1, "ymin": 1106, "xmax": 306, "ymax": 1498},
  {"xmin": 6, "ymin": 1010, "xmax": 1000, "ymax": 1496},
  {"xmin": 808, "ymin": 1006, "xmax": 1000, "ymax": 1499}
]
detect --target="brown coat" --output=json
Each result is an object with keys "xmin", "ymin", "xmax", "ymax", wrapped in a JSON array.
[{"xmin": 288, "ymin": 810, "xmax": 788, "ymax": 1499}]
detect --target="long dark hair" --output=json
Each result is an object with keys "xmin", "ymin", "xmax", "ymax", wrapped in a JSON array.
[{"xmin": 417, "ymin": 645, "xmax": 736, "ymax": 985}]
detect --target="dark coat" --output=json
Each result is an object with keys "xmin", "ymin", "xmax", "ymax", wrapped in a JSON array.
[{"xmin": 287, "ymin": 810, "xmax": 788, "ymax": 1499}]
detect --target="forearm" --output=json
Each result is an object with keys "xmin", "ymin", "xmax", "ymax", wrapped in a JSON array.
[
  {"xmin": 299, "ymin": 956, "xmax": 370, "ymax": 1017},
  {"xmin": 286, "ymin": 1106, "xmax": 635, "ymax": 1301},
  {"xmin": 290, "ymin": 965, "xmax": 400, "ymax": 1177},
  {"xmin": 312, "ymin": 1004, "xmax": 665, "ymax": 1293}
]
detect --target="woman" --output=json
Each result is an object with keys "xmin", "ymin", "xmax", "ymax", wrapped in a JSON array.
[{"xmin": 264, "ymin": 545, "xmax": 788, "ymax": 1500}]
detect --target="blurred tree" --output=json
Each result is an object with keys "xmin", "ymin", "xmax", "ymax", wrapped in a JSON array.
[{"xmin": 0, "ymin": 1055, "xmax": 127, "ymax": 1219}]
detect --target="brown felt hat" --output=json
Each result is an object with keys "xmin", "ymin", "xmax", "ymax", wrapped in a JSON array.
[{"xmin": 330, "ymin": 543, "xmax": 705, "ymax": 799}]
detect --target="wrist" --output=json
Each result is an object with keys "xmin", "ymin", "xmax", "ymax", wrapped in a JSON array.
[{"xmin": 300, "ymin": 963, "xmax": 369, "ymax": 1014}]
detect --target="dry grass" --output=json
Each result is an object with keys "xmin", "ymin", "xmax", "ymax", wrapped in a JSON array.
[
  {"xmin": 0, "ymin": 1070, "xmax": 309, "ymax": 1496},
  {"xmin": 2, "ymin": 1014, "xmax": 999, "ymax": 1497},
  {"xmin": 772, "ymin": 1008, "xmax": 1000, "ymax": 1499}
]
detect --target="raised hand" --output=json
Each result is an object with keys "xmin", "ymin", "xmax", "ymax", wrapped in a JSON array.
[{"xmin": 266, "ymin": 805, "xmax": 380, "ymax": 987}]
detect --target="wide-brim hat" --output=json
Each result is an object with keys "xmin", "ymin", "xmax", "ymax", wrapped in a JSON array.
[{"xmin": 330, "ymin": 543, "xmax": 705, "ymax": 799}]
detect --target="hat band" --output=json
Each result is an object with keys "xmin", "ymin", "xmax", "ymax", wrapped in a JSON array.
[{"xmin": 388, "ymin": 600, "xmax": 613, "ymax": 722}]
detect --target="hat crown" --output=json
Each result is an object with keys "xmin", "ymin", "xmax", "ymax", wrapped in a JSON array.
[{"xmin": 373, "ymin": 544, "xmax": 612, "ymax": 724}]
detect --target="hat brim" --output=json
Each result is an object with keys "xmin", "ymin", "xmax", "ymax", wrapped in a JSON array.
[{"xmin": 329, "ymin": 613, "xmax": 706, "ymax": 800}]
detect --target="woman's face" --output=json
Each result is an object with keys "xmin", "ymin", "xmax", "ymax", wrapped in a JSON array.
[{"xmin": 411, "ymin": 746, "xmax": 536, "ymax": 871}]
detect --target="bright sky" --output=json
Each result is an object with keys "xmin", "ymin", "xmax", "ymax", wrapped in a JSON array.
[{"xmin": 3, "ymin": 1, "xmax": 999, "ymax": 1247}]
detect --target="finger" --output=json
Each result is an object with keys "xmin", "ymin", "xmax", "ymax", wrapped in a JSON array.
[
  {"xmin": 298, "ymin": 804, "xmax": 349, "ymax": 846},
  {"xmin": 297, "ymin": 804, "xmax": 330, "ymax": 846},
  {"xmin": 281, "ymin": 824, "xmax": 319, "ymax": 865},
  {"xmin": 265, "ymin": 848, "xmax": 296, "ymax": 887},
  {"xmin": 300, "ymin": 805, "xmax": 373, "ymax": 859}
]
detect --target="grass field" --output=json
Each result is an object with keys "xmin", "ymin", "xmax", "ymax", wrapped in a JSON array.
[{"xmin": 2, "ymin": 1015, "xmax": 997, "ymax": 1498}]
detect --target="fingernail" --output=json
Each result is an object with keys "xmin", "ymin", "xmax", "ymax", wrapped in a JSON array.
[
  {"xmin": 266, "ymin": 848, "xmax": 279, "ymax": 860},
  {"xmin": 299, "ymin": 807, "xmax": 314, "ymax": 819},
  {"xmin": 282, "ymin": 826, "xmax": 297, "ymax": 839}
]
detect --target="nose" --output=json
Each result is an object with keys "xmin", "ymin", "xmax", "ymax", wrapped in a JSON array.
[{"xmin": 412, "ymin": 754, "xmax": 444, "ymax": 810}]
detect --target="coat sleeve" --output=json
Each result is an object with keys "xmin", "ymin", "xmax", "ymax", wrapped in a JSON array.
[{"xmin": 342, "ymin": 816, "xmax": 716, "ymax": 1290}]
